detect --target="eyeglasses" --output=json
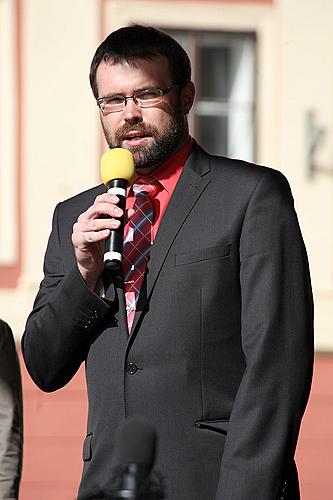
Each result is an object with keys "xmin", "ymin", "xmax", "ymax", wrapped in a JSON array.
[{"xmin": 97, "ymin": 84, "xmax": 180, "ymax": 114}]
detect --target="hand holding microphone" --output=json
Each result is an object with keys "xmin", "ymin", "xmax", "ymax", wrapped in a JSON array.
[{"xmin": 71, "ymin": 148, "xmax": 135, "ymax": 289}]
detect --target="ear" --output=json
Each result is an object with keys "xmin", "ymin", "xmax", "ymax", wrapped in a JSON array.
[{"xmin": 181, "ymin": 81, "xmax": 195, "ymax": 115}]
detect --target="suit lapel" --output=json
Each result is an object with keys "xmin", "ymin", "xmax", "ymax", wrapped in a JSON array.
[{"xmin": 130, "ymin": 143, "xmax": 212, "ymax": 334}]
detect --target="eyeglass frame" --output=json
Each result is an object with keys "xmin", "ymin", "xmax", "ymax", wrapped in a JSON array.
[{"xmin": 96, "ymin": 84, "xmax": 181, "ymax": 114}]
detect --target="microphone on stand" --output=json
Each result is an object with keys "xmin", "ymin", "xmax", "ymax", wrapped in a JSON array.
[
  {"xmin": 100, "ymin": 148, "xmax": 135, "ymax": 270},
  {"xmin": 108, "ymin": 416, "xmax": 165, "ymax": 499}
]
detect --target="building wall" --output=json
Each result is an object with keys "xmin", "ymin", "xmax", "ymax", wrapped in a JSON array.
[
  {"xmin": 18, "ymin": 353, "xmax": 333, "ymax": 499},
  {"xmin": 1, "ymin": 0, "xmax": 332, "ymax": 349},
  {"xmin": 276, "ymin": 0, "xmax": 333, "ymax": 351},
  {"xmin": 0, "ymin": 0, "xmax": 102, "ymax": 331},
  {"xmin": 1, "ymin": 0, "xmax": 333, "ymax": 497}
]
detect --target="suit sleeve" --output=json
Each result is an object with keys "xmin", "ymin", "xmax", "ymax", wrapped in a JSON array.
[
  {"xmin": 0, "ymin": 320, "xmax": 23, "ymax": 499},
  {"xmin": 216, "ymin": 170, "xmax": 314, "ymax": 499},
  {"xmin": 21, "ymin": 202, "xmax": 110, "ymax": 392}
]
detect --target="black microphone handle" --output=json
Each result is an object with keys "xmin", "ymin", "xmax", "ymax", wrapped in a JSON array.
[
  {"xmin": 104, "ymin": 178, "xmax": 127, "ymax": 270},
  {"xmin": 108, "ymin": 464, "xmax": 165, "ymax": 499},
  {"xmin": 122, "ymin": 463, "xmax": 150, "ymax": 490},
  {"xmin": 109, "ymin": 464, "xmax": 149, "ymax": 498}
]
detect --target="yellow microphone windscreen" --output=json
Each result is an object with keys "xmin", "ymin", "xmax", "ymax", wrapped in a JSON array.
[{"xmin": 100, "ymin": 148, "xmax": 135, "ymax": 187}]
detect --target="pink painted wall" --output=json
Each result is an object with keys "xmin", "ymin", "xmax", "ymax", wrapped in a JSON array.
[{"xmin": 18, "ymin": 353, "xmax": 333, "ymax": 500}]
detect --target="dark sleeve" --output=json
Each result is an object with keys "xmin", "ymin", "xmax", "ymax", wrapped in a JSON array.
[
  {"xmin": 216, "ymin": 170, "xmax": 314, "ymax": 499},
  {"xmin": 21, "ymin": 202, "xmax": 110, "ymax": 392},
  {"xmin": 0, "ymin": 320, "xmax": 23, "ymax": 499}
]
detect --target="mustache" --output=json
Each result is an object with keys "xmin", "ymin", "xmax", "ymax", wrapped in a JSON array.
[{"xmin": 115, "ymin": 123, "xmax": 158, "ymax": 142}]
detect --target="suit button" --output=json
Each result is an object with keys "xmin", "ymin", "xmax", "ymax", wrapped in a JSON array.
[
  {"xmin": 90, "ymin": 310, "xmax": 101, "ymax": 322},
  {"xmin": 127, "ymin": 363, "xmax": 137, "ymax": 375}
]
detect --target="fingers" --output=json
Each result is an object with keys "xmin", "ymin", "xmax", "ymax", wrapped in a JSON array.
[
  {"xmin": 72, "ymin": 222, "xmax": 110, "ymax": 247},
  {"xmin": 72, "ymin": 193, "xmax": 123, "ymax": 248},
  {"xmin": 79, "ymin": 194, "xmax": 123, "ymax": 228},
  {"xmin": 71, "ymin": 192, "xmax": 127, "ymax": 289},
  {"xmin": 76, "ymin": 216, "xmax": 120, "ymax": 234},
  {"xmin": 84, "ymin": 194, "xmax": 123, "ymax": 220},
  {"xmin": 126, "ymin": 208, "xmax": 135, "ymax": 220}
]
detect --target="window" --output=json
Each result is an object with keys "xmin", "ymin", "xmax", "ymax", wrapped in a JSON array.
[{"xmin": 166, "ymin": 30, "xmax": 256, "ymax": 162}]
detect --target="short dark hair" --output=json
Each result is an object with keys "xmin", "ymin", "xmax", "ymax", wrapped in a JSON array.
[{"xmin": 89, "ymin": 25, "xmax": 191, "ymax": 99}]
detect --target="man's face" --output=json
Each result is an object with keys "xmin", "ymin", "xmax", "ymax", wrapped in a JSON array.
[{"xmin": 95, "ymin": 56, "xmax": 194, "ymax": 173}]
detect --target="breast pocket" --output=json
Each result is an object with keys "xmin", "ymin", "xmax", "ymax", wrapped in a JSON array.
[
  {"xmin": 175, "ymin": 244, "xmax": 231, "ymax": 267},
  {"xmin": 195, "ymin": 419, "xmax": 229, "ymax": 435}
]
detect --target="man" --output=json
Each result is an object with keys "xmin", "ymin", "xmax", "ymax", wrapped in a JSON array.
[
  {"xmin": 22, "ymin": 25, "xmax": 314, "ymax": 499},
  {"xmin": 0, "ymin": 320, "xmax": 23, "ymax": 499}
]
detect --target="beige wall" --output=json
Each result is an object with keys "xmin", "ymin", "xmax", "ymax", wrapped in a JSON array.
[
  {"xmin": 1, "ymin": 0, "xmax": 332, "ymax": 349},
  {"xmin": 0, "ymin": 0, "xmax": 18, "ymax": 265},
  {"xmin": 22, "ymin": 0, "xmax": 100, "ymax": 279},
  {"xmin": 276, "ymin": 0, "xmax": 333, "ymax": 350},
  {"xmin": 0, "ymin": 0, "xmax": 101, "ymax": 335}
]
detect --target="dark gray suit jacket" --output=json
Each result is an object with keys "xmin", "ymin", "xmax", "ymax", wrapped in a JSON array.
[
  {"xmin": 0, "ymin": 320, "xmax": 23, "ymax": 500},
  {"xmin": 22, "ymin": 143, "xmax": 313, "ymax": 500}
]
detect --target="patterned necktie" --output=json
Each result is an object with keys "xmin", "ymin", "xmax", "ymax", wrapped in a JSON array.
[{"xmin": 122, "ymin": 177, "xmax": 159, "ymax": 332}]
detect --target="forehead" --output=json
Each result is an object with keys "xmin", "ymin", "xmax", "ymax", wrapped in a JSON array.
[{"xmin": 96, "ymin": 55, "xmax": 172, "ymax": 95}]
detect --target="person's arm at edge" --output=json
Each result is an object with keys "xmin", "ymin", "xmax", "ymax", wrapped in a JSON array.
[{"xmin": 0, "ymin": 320, "xmax": 23, "ymax": 499}]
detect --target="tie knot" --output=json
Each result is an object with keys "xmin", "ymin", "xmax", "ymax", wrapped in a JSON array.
[{"xmin": 132, "ymin": 176, "xmax": 160, "ymax": 198}]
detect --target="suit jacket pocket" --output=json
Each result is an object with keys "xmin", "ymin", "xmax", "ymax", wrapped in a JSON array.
[
  {"xmin": 195, "ymin": 419, "xmax": 229, "ymax": 435},
  {"xmin": 82, "ymin": 432, "xmax": 93, "ymax": 461},
  {"xmin": 175, "ymin": 244, "xmax": 231, "ymax": 266}
]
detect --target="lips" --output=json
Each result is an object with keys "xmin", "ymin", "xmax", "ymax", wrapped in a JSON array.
[{"xmin": 123, "ymin": 130, "xmax": 150, "ymax": 141}]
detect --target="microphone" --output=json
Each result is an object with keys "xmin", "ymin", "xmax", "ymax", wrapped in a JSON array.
[
  {"xmin": 108, "ymin": 416, "xmax": 165, "ymax": 499},
  {"xmin": 100, "ymin": 148, "xmax": 135, "ymax": 270}
]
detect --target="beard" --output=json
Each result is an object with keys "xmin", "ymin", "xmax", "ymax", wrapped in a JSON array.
[{"xmin": 102, "ymin": 110, "xmax": 187, "ymax": 171}]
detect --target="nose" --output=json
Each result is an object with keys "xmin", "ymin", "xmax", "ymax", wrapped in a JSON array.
[{"xmin": 122, "ymin": 98, "xmax": 143, "ymax": 124}]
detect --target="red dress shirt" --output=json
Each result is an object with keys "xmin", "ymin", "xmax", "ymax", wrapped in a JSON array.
[{"xmin": 124, "ymin": 137, "xmax": 193, "ymax": 242}]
